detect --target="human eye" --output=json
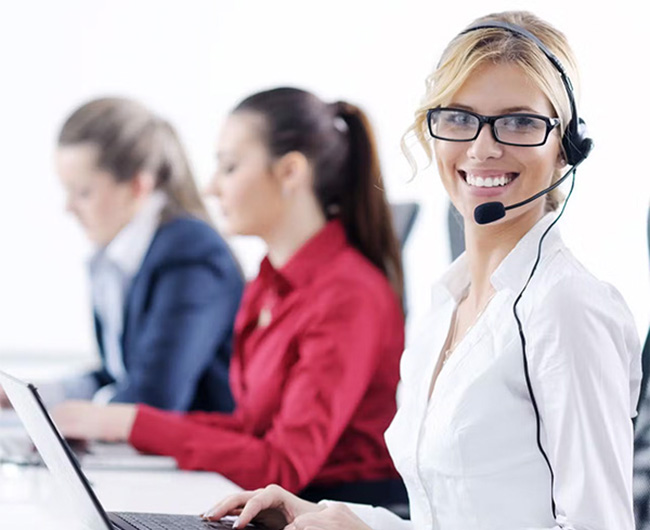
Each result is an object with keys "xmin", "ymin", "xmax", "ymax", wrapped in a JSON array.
[
  {"xmin": 76, "ymin": 186, "xmax": 92, "ymax": 200},
  {"xmin": 443, "ymin": 110, "xmax": 475, "ymax": 129},
  {"xmin": 499, "ymin": 115, "xmax": 545, "ymax": 134},
  {"xmin": 217, "ymin": 160, "xmax": 237, "ymax": 175}
]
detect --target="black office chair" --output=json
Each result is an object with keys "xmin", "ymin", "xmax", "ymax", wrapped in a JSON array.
[
  {"xmin": 390, "ymin": 202, "xmax": 419, "ymax": 321},
  {"xmin": 634, "ymin": 340, "xmax": 650, "ymax": 530},
  {"xmin": 638, "ymin": 207, "xmax": 650, "ymax": 419},
  {"xmin": 448, "ymin": 202, "xmax": 465, "ymax": 261},
  {"xmin": 392, "ymin": 201, "xmax": 464, "ymax": 261},
  {"xmin": 390, "ymin": 202, "xmax": 420, "ymax": 249},
  {"xmin": 632, "ymin": 205, "xmax": 650, "ymax": 529},
  {"xmin": 638, "ymin": 334, "xmax": 650, "ymax": 421}
]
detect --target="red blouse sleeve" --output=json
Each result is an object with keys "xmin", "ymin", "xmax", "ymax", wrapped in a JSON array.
[{"xmin": 129, "ymin": 283, "xmax": 400, "ymax": 492}]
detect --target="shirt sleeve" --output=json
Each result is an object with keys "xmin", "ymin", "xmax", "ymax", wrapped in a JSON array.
[
  {"xmin": 526, "ymin": 275, "xmax": 641, "ymax": 530},
  {"xmin": 109, "ymin": 258, "xmax": 243, "ymax": 411},
  {"xmin": 129, "ymin": 284, "xmax": 401, "ymax": 492},
  {"xmin": 319, "ymin": 500, "xmax": 412, "ymax": 530}
]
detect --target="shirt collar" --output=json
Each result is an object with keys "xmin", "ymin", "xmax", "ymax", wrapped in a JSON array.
[
  {"xmin": 90, "ymin": 190, "xmax": 167, "ymax": 277},
  {"xmin": 434, "ymin": 212, "xmax": 564, "ymax": 303},
  {"xmin": 258, "ymin": 219, "xmax": 348, "ymax": 292}
]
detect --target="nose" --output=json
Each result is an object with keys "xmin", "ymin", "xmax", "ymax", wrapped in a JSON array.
[
  {"xmin": 64, "ymin": 194, "xmax": 75, "ymax": 214},
  {"xmin": 466, "ymin": 123, "xmax": 503, "ymax": 161}
]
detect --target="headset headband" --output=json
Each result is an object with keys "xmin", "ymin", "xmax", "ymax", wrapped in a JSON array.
[
  {"xmin": 460, "ymin": 21, "xmax": 578, "ymax": 129},
  {"xmin": 458, "ymin": 20, "xmax": 592, "ymax": 166}
]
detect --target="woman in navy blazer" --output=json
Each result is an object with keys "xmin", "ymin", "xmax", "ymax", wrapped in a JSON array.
[
  {"xmin": 89, "ymin": 215, "xmax": 242, "ymax": 411},
  {"xmin": 34, "ymin": 98, "xmax": 242, "ymax": 412}
]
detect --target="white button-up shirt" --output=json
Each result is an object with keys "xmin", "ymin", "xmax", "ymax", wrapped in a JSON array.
[
  {"xmin": 38, "ymin": 192, "xmax": 168, "ymax": 407},
  {"xmin": 88, "ymin": 191, "xmax": 167, "ymax": 396},
  {"xmin": 347, "ymin": 214, "xmax": 641, "ymax": 530}
]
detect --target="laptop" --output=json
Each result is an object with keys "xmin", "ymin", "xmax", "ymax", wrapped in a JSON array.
[
  {"xmin": 0, "ymin": 370, "xmax": 263, "ymax": 530},
  {"xmin": 0, "ymin": 421, "xmax": 177, "ymax": 470}
]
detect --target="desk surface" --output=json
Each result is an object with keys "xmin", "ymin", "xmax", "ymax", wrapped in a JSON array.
[
  {"xmin": 0, "ymin": 453, "xmax": 242, "ymax": 529},
  {"xmin": 0, "ymin": 364, "xmax": 244, "ymax": 529}
]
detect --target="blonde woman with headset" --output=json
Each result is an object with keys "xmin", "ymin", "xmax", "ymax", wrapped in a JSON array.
[{"xmin": 201, "ymin": 11, "xmax": 641, "ymax": 530}]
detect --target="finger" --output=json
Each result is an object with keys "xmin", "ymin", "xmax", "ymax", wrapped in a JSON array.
[
  {"xmin": 286, "ymin": 524, "xmax": 322, "ymax": 530},
  {"xmin": 291, "ymin": 512, "xmax": 330, "ymax": 530},
  {"xmin": 201, "ymin": 491, "xmax": 256, "ymax": 519},
  {"xmin": 235, "ymin": 490, "xmax": 285, "ymax": 528},
  {"xmin": 202, "ymin": 490, "xmax": 262, "ymax": 520},
  {"xmin": 52, "ymin": 405, "xmax": 86, "ymax": 436}
]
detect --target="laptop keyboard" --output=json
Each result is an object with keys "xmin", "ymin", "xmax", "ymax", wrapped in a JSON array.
[
  {"xmin": 111, "ymin": 512, "xmax": 256, "ymax": 530},
  {"xmin": 0, "ymin": 435, "xmax": 40, "ymax": 465}
]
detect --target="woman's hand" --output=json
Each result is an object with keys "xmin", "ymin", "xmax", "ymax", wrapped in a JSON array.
[
  {"xmin": 201, "ymin": 484, "xmax": 323, "ymax": 529},
  {"xmin": 286, "ymin": 503, "xmax": 373, "ymax": 530},
  {"xmin": 52, "ymin": 401, "xmax": 136, "ymax": 442},
  {"xmin": 0, "ymin": 387, "xmax": 12, "ymax": 409}
]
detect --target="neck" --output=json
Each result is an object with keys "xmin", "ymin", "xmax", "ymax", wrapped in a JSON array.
[
  {"xmin": 103, "ymin": 191, "xmax": 157, "ymax": 248},
  {"xmin": 264, "ymin": 200, "xmax": 327, "ymax": 269},
  {"xmin": 462, "ymin": 205, "xmax": 545, "ymax": 306}
]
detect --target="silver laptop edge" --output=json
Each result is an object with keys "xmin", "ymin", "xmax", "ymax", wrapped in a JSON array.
[{"xmin": 0, "ymin": 369, "xmax": 113, "ymax": 529}]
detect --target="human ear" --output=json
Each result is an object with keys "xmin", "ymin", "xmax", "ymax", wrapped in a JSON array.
[
  {"xmin": 273, "ymin": 151, "xmax": 311, "ymax": 196},
  {"xmin": 131, "ymin": 170, "xmax": 157, "ymax": 198}
]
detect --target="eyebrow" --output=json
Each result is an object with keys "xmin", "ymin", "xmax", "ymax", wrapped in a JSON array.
[{"xmin": 447, "ymin": 103, "xmax": 546, "ymax": 115}]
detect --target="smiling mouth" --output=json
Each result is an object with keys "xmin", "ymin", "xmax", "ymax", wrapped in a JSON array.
[{"xmin": 458, "ymin": 170, "xmax": 519, "ymax": 188}]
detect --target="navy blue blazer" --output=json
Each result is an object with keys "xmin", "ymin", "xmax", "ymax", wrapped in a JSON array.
[{"xmin": 90, "ymin": 216, "xmax": 243, "ymax": 412}]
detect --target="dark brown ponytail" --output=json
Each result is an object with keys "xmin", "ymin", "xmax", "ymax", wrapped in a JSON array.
[
  {"xmin": 331, "ymin": 101, "xmax": 404, "ymax": 304},
  {"xmin": 234, "ymin": 87, "xmax": 403, "ymax": 303}
]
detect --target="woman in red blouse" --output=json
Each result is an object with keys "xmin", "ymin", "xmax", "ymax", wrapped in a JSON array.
[{"xmin": 53, "ymin": 87, "xmax": 406, "ymax": 506}]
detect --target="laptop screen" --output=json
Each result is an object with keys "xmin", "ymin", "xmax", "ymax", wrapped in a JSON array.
[{"xmin": 0, "ymin": 370, "xmax": 113, "ymax": 530}]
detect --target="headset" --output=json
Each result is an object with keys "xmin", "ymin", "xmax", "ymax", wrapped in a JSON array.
[
  {"xmin": 461, "ymin": 20, "xmax": 593, "ymax": 166},
  {"xmin": 453, "ymin": 21, "xmax": 594, "ymax": 519},
  {"xmin": 459, "ymin": 21, "xmax": 594, "ymax": 225}
]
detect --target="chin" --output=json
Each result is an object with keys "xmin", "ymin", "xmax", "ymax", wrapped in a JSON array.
[
  {"xmin": 83, "ymin": 230, "xmax": 99, "ymax": 244},
  {"xmin": 220, "ymin": 226, "xmax": 237, "ymax": 237},
  {"xmin": 221, "ymin": 220, "xmax": 247, "ymax": 238},
  {"xmin": 89, "ymin": 231, "xmax": 114, "ymax": 247}
]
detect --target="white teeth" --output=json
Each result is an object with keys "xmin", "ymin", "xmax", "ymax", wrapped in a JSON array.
[{"xmin": 465, "ymin": 173, "xmax": 514, "ymax": 188}]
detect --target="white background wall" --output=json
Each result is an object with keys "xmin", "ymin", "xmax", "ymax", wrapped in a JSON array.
[{"xmin": 0, "ymin": 0, "xmax": 648, "ymax": 363}]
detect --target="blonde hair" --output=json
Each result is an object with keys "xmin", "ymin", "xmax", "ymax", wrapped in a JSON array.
[
  {"xmin": 58, "ymin": 97, "xmax": 211, "ymax": 224},
  {"xmin": 404, "ymin": 11, "xmax": 580, "ymax": 212}
]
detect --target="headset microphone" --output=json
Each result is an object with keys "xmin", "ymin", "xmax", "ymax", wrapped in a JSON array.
[
  {"xmin": 461, "ymin": 20, "xmax": 593, "ymax": 227},
  {"xmin": 473, "ymin": 158, "xmax": 587, "ymax": 225},
  {"xmin": 457, "ymin": 19, "xmax": 594, "ymax": 522}
]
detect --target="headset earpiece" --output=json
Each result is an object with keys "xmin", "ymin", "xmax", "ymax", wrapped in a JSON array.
[
  {"xmin": 561, "ymin": 117, "xmax": 593, "ymax": 166},
  {"xmin": 462, "ymin": 21, "xmax": 593, "ymax": 169}
]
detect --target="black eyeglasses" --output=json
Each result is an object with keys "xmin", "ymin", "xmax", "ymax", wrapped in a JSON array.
[{"xmin": 426, "ymin": 107, "xmax": 560, "ymax": 147}]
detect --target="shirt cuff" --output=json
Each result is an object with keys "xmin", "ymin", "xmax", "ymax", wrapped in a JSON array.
[
  {"xmin": 318, "ymin": 500, "xmax": 412, "ymax": 530},
  {"xmin": 128, "ymin": 404, "xmax": 189, "ymax": 457}
]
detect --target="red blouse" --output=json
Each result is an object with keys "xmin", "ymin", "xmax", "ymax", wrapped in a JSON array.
[{"xmin": 129, "ymin": 220, "xmax": 405, "ymax": 493}]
